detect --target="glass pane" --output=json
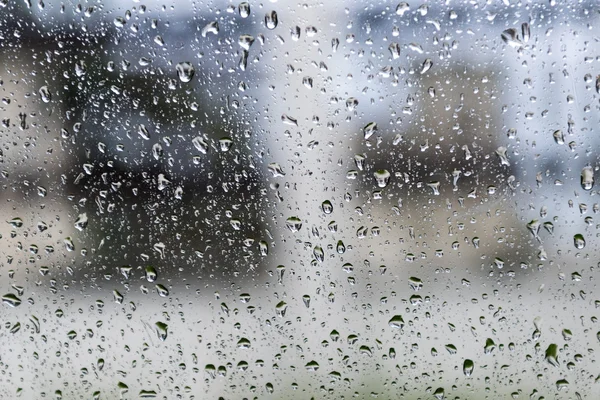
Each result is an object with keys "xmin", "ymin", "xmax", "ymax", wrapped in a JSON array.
[{"xmin": 1, "ymin": 1, "xmax": 598, "ymax": 399}]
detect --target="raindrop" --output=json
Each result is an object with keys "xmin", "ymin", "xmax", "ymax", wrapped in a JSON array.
[
  {"xmin": 238, "ymin": 2, "xmax": 250, "ymax": 18},
  {"xmin": 363, "ymin": 122, "xmax": 378, "ymax": 140},
  {"xmin": 501, "ymin": 28, "xmax": 523, "ymax": 47},
  {"xmin": 155, "ymin": 321, "xmax": 168, "ymax": 341},
  {"xmin": 389, "ymin": 315, "xmax": 405, "ymax": 329},
  {"xmin": 176, "ymin": 62, "xmax": 195, "ymax": 83},
  {"xmin": 463, "ymin": 359, "xmax": 474, "ymax": 376},
  {"xmin": 553, "ymin": 129, "xmax": 564, "ymax": 145},
  {"xmin": 285, "ymin": 217, "xmax": 302, "ymax": 232},
  {"xmin": 581, "ymin": 166, "xmax": 594, "ymax": 190},
  {"xmin": 275, "ymin": 301, "xmax": 288, "ymax": 317},
  {"xmin": 574, "ymin": 234, "xmax": 585, "ymax": 249},
  {"xmin": 321, "ymin": 200, "xmax": 333, "ymax": 214},
  {"xmin": 545, "ymin": 344, "xmax": 559, "ymax": 367},
  {"xmin": 420, "ymin": 59, "xmax": 433, "ymax": 74},
  {"xmin": 388, "ymin": 42, "xmax": 401, "ymax": 59},
  {"xmin": 265, "ymin": 11, "xmax": 278, "ymax": 30},
  {"xmin": 201, "ymin": 21, "xmax": 219, "ymax": 37},
  {"xmin": 2, "ymin": 293, "xmax": 22, "ymax": 307},
  {"xmin": 38, "ymin": 86, "xmax": 52, "ymax": 103},
  {"xmin": 374, "ymin": 169, "xmax": 391, "ymax": 188}
]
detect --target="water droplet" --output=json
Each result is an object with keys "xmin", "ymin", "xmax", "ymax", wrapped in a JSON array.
[
  {"xmin": 302, "ymin": 295, "xmax": 310, "ymax": 308},
  {"xmin": 238, "ymin": 2, "xmax": 250, "ymax": 18},
  {"xmin": 305, "ymin": 360, "xmax": 319, "ymax": 371},
  {"xmin": 137, "ymin": 124, "xmax": 150, "ymax": 140},
  {"xmin": 495, "ymin": 146, "xmax": 510, "ymax": 166},
  {"xmin": 201, "ymin": 21, "xmax": 219, "ymax": 37},
  {"xmin": 484, "ymin": 338, "xmax": 496, "ymax": 354},
  {"xmin": 145, "ymin": 266, "xmax": 158, "ymax": 282},
  {"xmin": 176, "ymin": 62, "xmax": 195, "ymax": 83},
  {"xmin": 285, "ymin": 217, "xmax": 302, "ymax": 232},
  {"xmin": 426, "ymin": 181, "xmax": 441, "ymax": 195},
  {"xmin": 155, "ymin": 321, "xmax": 168, "ymax": 341},
  {"xmin": 237, "ymin": 337, "xmax": 251, "ymax": 349},
  {"xmin": 275, "ymin": 301, "xmax": 287, "ymax": 317},
  {"xmin": 290, "ymin": 25, "xmax": 301, "ymax": 41},
  {"xmin": 265, "ymin": 11, "xmax": 278, "ymax": 30},
  {"xmin": 281, "ymin": 114, "xmax": 298, "ymax": 126},
  {"xmin": 374, "ymin": 169, "xmax": 391, "ymax": 188},
  {"xmin": 396, "ymin": 2, "xmax": 410, "ymax": 16},
  {"xmin": 313, "ymin": 246, "xmax": 324, "ymax": 262},
  {"xmin": 408, "ymin": 277, "xmax": 423, "ymax": 291},
  {"xmin": 556, "ymin": 379, "xmax": 569, "ymax": 391},
  {"xmin": 268, "ymin": 162, "xmax": 286, "ymax": 177},
  {"xmin": 321, "ymin": 200, "xmax": 333, "ymax": 214},
  {"xmin": 139, "ymin": 390, "xmax": 158, "ymax": 398},
  {"xmin": 553, "ymin": 129, "xmax": 564, "ymax": 145},
  {"xmin": 39, "ymin": 85, "xmax": 51, "ymax": 103},
  {"xmin": 75, "ymin": 59, "xmax": 87, "ymax": 77},
  {"xmin": 155, "ymin": 284, "xmax": 169, "ymax": 297},
  {"xmin": 363, "ymin": 122, "xmax": 378, "ymax": 140},
  {"xmin": 388, "ymin": 42, "xmax": 401, "ymax": 59},
  {"xmin": 2, "ymin": 293, "xmax": 22, "ymax": 307},
  {"xmin": 8, "ymin": 217, "xmax": 23, "ymax": 228},
  {"xmin": 389, "ymin": 315, "xmax": 405, "ymax": 329},
  {"xmin": 581, "ymin": 166, "xmax": 594, "ymax": 190},
  {"xmin": 463, "ymin": 359, "xmax": 474, "ymax": 376},
  {"xmin": 433, "ymin": 387, "xmax": 445, "ymax": 400},
  {"xmin": 545, "ymin": 344, "xmax": 559, "ymax": 367},
  {"xmin": 574, "ymin": 234, "xmax": 585, "ymax": 249},
  {"xmin": 238, "ymin": 34, "xmax": 255, "ymax": 50},
  {"xmin": 501, "ymin": 28, "xmax": 523, "ymax": 47},
  {"xmin": 420, "ymin": 58, "xmax": 433, "ymax": 74},
  {"xmin": 192, "ymin": 136, "xmax": 209, "ymax": 154},
  {"xmin": 72, "ymin": 213, "xmax": 88, "ymax": 232}
]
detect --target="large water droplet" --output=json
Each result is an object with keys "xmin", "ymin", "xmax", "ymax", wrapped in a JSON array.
[
  {"xmin": 574, "ymin": 234, "xmax": 585, "ymax": 249},
  {"xmin": 238, "ymin": 2, "xmax": 250, "ymax": 18},
  {"xmin": 388, "ymin": 315, "xmax": 404, "ymax": 329},
  {"xmin": 265, "ymin": 11, "xmax": 278, "ymax": 30},
  {"xmin": 363, "ymin": 122, "xmax": 378, "ymax": 140},
  {"xmin": 581, "ymin": 166, "xmax": 594, "ymax": 190},
  {"xmin": 545, "ymin": 343, "xmax": 559, "ymax": 367},
  {"xmin": 275, "ymin": 301, "xmax": 287, "ymax": 317},
  {"xmin": 155, "ymin": 321, "xmax": 168, "ymax": 341},
  {"xmin": 39, "ymin": 85, "xmax": 51, "ymax": 103},
  {"xmin": 2, "ymin": 293, "xmax": 22, "ymax": 307},
  {"xmin": 176, "ymin": 62, "xmax": 195, "ymax": 83},
  {"xmin": 374, "ymin": 169, "xmax": 391, "ymax": 188},
  {"xmin": 463, "ymin": 359, "xmax": 474, "ymax": 376},
  {"xmin": 285, "ymin": 217, "xmax": 302, "ymax": 232}
]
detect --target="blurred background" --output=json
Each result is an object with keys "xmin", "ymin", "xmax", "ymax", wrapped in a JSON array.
[{"xmin": 1, "ymin": 0, "xmax": 599, "ymax": 399}]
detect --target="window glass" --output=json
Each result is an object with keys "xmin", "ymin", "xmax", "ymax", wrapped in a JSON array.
[{"xmin": 0, "ymin": 1, "xmax": 598, "ymax": 399}]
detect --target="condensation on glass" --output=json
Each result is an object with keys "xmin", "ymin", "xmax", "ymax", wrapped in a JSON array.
[{"xmin": 0, "ymin": 1, "xmax": 599, "ymax": 399}]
